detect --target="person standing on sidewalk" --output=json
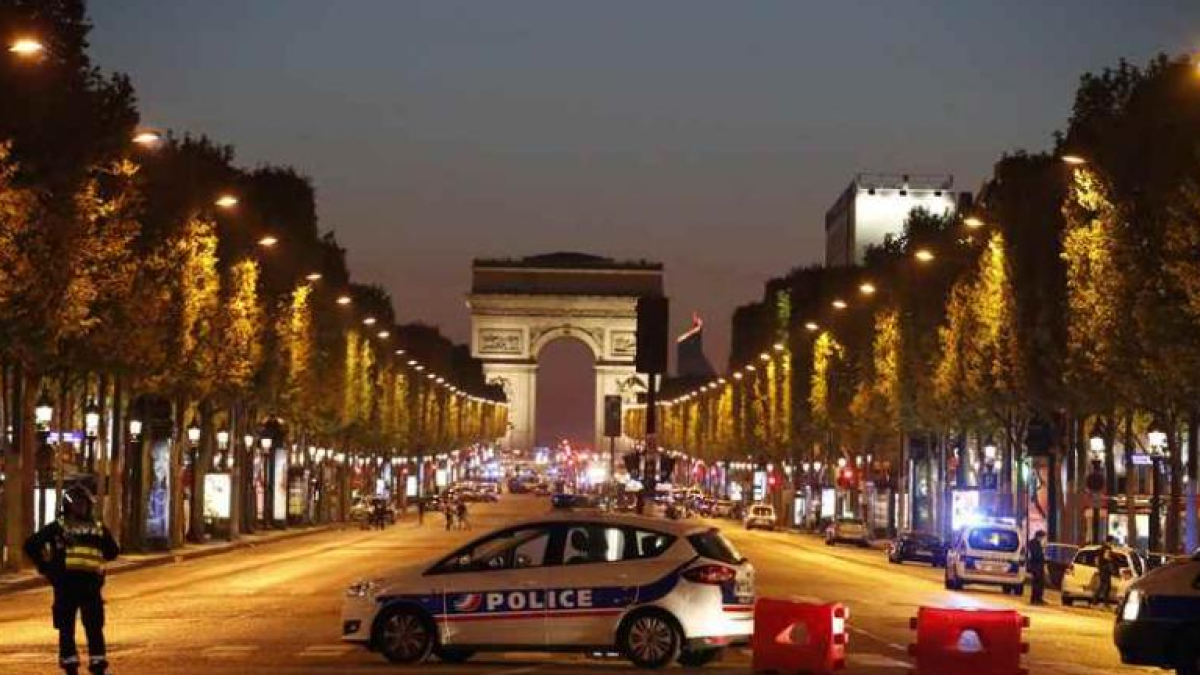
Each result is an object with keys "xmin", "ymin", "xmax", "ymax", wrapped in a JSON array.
[
  {"xmin": 1093, "ymin": 536, "xmax": 1116, "ymax": 607},
  {"xmin": 23, "ymin": 485, "xmax": 119, "ymax": 675},
  {"xmin": 1027, "ymin": 530, "xmax": 1047, "ymax": 605}
]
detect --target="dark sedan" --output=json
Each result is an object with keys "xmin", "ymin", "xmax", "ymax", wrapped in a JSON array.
[{"xmin": 887, "ymin": 531, "xmax": 947, "ymax": 567}]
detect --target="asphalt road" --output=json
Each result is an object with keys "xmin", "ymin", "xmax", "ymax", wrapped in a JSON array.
[{"xmin": 0, "ymin": 495, "xmax": 1152, "ymax": 674}]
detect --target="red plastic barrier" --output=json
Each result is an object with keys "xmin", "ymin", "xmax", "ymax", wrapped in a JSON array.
[
  {"xmin": 752, "ymin": 597, "xmax": 847, "ymax": 674},
  {"xmin": 908, "ymin": 607, "xmax": 1029, "ymax": 675}
]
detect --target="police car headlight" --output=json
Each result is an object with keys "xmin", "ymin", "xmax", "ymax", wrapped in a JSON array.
[
  {"xmin": 346, "ymin": 579, "xmax": 379, "ymax": 598},
  {"xmin": 1121, "ymin": 589, "xmax": 1142, "ymax": 622}
]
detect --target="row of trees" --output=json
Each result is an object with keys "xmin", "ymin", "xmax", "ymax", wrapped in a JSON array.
[
  {"xmin": 0, "ymin": 1, "xmax": 506, "ymax": 568},
  {"xmin": 631, "ymin": 54, "xmax": 1200, "ymax": 552}
]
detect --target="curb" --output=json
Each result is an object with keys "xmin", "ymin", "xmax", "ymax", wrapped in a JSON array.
[{"xmin": 0, "ymin": 524, "xmax": 335, "ymax": 596}]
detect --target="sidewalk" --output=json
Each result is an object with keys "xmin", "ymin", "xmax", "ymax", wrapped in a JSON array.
[{"xmin": 0, "ymin": 524, "xmax": 335, "ymax": 596}]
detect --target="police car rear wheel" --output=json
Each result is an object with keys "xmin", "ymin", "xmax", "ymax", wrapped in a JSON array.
[
  {"xmin": 620, "ymin": 611, "xmax": 682, "ymax": 669},
  {"xmin": 376, "ymin": 607, "xmax": 433, "ymax": 663}
]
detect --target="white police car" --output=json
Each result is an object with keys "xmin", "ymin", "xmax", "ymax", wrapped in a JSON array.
[
  {"xmin": 342, "ymin": 512, "xmax": 755, "ymax": 668},
  {"xmin": 1115, "ymin": 552, "xmax": 1200, "ymax": 675}
]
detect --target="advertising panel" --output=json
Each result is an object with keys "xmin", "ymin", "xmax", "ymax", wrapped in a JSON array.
[
  {"xmin": 203, "ymin": 473, "xmax": 232, "ymax": 519},
  {"xmin": 146, "ymin": 438, "xmax": 171, "ymax": 541},
  {"xmin": 272, "ymin": 450, "xmax": 287, "ymax": 521}
]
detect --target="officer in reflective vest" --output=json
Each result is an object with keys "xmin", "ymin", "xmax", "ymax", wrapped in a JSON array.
[{"xmin": 24, "ymin": 485, "xmax": 120, "ymax": 675}]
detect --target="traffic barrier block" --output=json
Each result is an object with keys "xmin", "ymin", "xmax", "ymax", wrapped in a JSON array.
[
  {"xmin": 752, "ymin": 597, "xmax": 847, "ymax": 674},
  {"xmin": 908, "ymin": 607, "xmax": 1029, "ymax": 675}
]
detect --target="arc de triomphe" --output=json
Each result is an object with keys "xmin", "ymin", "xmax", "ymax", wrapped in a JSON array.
[{"xmin": 467, "ymin": 253, "xmax": 664, "ymax": 455}]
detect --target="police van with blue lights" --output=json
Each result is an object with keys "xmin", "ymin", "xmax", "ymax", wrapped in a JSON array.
[
  {"xmin": 1114, "ymin": 552, "xmax": 1200, "ymax": 675},
  {"xmin": 342, "ymin": 511, "xmax": 755, "ymax": 668}
]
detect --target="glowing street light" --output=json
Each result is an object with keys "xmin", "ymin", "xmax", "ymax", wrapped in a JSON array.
[
  {"xmin": 1061, "ymin": 154, "xmax": 1087, "ymax": 166},
  {"xmin": 8, "ymin": 37, "xmax": 44, "ymax": 57},
  {"xmin": 257, "ymin": 235, "xmax": 278, "ymax": 248},
  {"xmin": 362, "ymin": 317, "xmax": 377, "ymax": 326},
  {"xmin": 377, "ymin": 330, "xmax": 390, "ymax": 339},
  {"xmin": 964, "ymin": 216, "xmax": 985, "ymax": 229},
  {"xmin": 305, "ymin": 272, "xmax": 322, "ymax": 281},
  {"xmin": 214, "ymin": 194, "xmax": 239, "ymax": 209},
  {"xmin": 394, "ymin": 349, "xmax": 405, "ymax": 356},
  {"xmin": 773, "ymin": 342, "xmax": 785, "ymax": 351},
  {"xmin": 914, "ymin": 248, "xmax": 935, "ymax": 263},
  {"xmin": 804, "ymin": 321, "xmax": 820, "ymax": 332},
  {"xmin": 336, "ymin": 295, "xmax": 352, "ymax": 305},
  {"xmin": 859, "ymin": 282, "xmax": 876, "ymax": 296},
  {"xmin": 831, "ymin": 299, "xmax": 848, "ymax": 310},
  {"xmin": 132, "ymin": 130, "xmax": 163, "ymax": 147}
]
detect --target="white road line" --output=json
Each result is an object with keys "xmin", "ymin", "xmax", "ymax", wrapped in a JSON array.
[
  {"xmin": 203, "ymin": 645, "xmax": 258, "ymax": 656},
  {"xmin": 848, "ymin": 653, "xmax": 912, "ymax": 669},
  {"xmin": 886, "ymin": 642, "xmax": 908, "ymax": 652},
  {"xmin": 298, "ymin": 644, "xmax": 354, "ymax": 656}
]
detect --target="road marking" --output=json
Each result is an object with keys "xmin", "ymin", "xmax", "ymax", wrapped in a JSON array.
[
  {"xmin": 887, "ymin": 642, "xmax": 908, "ymax": 652},
  {"xmin": 203, "ymin": 645, "xmax": 259, "ymax": 656},
  {"xmin": 299, "ymin": 644, "xmax": 354, "ymax": 656},
  {"xmin": 848, "ymin": 653, "xmax": 911, "ymax": 668}
]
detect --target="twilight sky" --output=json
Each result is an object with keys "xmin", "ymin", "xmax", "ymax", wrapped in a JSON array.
[{"xmin": 89, "ymin": 1, "xmax": 1198, "ymax": 444}]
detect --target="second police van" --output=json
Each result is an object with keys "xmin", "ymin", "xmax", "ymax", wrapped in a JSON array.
[{"xmin": 342, "ymin": 511, "xmax": 755, "ymax": 669}]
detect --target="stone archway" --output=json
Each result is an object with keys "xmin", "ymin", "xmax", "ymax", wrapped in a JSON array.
[{"xmin": 467, "ymin": 253, "xmax": 664, "ymax": 457}]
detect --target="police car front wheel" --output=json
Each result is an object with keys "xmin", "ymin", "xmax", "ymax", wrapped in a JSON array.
[
  {"xmin": 619, "ymin": 610, "xmax": 683, "ymax": 669},
  {"xmin": 374, "ymin": 606, "xmax": 434, "ymax": 663}
]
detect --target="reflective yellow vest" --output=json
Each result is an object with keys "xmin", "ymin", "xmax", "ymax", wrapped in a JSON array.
[{"xmin": 59, "ymin": 518, "xmax": 108, "ymax": 575}]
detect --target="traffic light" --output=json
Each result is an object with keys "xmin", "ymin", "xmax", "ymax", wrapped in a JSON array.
[
  {"xmin": 603, "ymin": 395, "xmax": 622, "ymax": 438},
  {"xmin": 635, "ymin": 296, "xmax": 669, "ymax": 374}
]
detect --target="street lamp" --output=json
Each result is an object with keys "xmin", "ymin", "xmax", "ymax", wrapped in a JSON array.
[
  {"xmin": 214, "ymin": 194, "xmax": 239, "ymax": 209},
  {"xmin": 1061, "ymin": 154, "xmax": 1087, "ymax": 166},
  {"xmin": 964, "ymin": 216, "xmax": 985, "ymax": 229},
  {"xmin": 8, "ymin": 37, "xmax": 45, "ymax": 57},
  {"xmin": 914, "ymin": 248, "xmax": 935, "ymax": 263},
  {"xmin": 84, "ymin": 399, "xmax": 100, "ymax": 471},
  {"xmin": 35, "ymin": 388, "xmax": 53, "ymax": 429},
  {"xmin": 305, "ymin": 272, "xmax": 322, "ymax": 282},
  {"xmin": 859, "ymin": 282, "xmax": 876, "ymax": 296},
  {"xmin": 128, "ymin": 417, "xmax": 143, "ymax": 440},
  {"xmin": 831, "ymin": 299, "xmax": 848, "ymax": 310},
  {"xmin": 186, "ymin": 415, "xmax": 201, "ymax": 470},
  {"xmin": 132, "ymin": 130, "xmax": 163, "ymax": 147},
  {"xmin": 1148, "ymin": 424, "xmax": 1168, "ymax": 553},
  {"xmin": 1087, "ymin": 420, "xmax": 1108, "ymax": 543},
  {"xmin": 804, "ymin": 321, "xmax": 820, "ymax": 332},
  {"xmin": 216, "ymin": 430, "xmax": 230, "ymax": 470},
  {"xmin": 336, "ymin": 295, "xmax": 352, "ymax": 305},
  {"xmin": 258, "ymin": 235, "xmax": 279, "ymax": 248}
]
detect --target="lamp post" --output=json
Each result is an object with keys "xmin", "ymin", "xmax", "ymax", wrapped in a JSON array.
[
  {"xmin": 1148, "ymin": 427, "xmax": 1168, "ymax": 554},
  {"xmin": 186, "ymin": 416, "xmax": 201, "ymax": 471},
  {"xmin": 84, "ymin": 399, "xmax": 101, "ymax": 473},
  {"xmin": 1088, "ymin": 422, "xmax": 1107, "ymax": 544},
  {"xmin": 34, "ymin": 388, "xmax": 54, "ymax": 527},
  {"xmin": 216, "ymin": 430, "xmax": 230, "ymax": 471}
]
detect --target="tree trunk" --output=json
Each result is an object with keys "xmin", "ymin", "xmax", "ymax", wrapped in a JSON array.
[
  {"xmin": 1188, "ymin": 410, "xmax": 1199, "ymax": 553},
  {"xmin": 3, "ymin": 365, "xmax": 33, "ymax": 571},
  {"xmin": 170, "ymin": 397, "xmax": 186, "ymax": 549},
  {"xmin": 107, "ymin": 377, "xmax": 125, "ymax": 542},
  {"xmin": 228, "ymin": 402, "xmax": 241, "ymax": 540},
  {"xmin": 189, "ymin": 399, "xmax": 214, "ymax": 544},
  {"xmin": 1167, "ymin": 414, "xmax": 1183, "ymax": 554}
]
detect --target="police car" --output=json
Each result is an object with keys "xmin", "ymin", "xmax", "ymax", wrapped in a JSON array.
[
  {"xmin": 1114, "ymin": 552, "xmax": 1200, "ymax": 675},
  {"xmin": 342, "ymin": 511, "xmax": 755, "ymax": 668}
]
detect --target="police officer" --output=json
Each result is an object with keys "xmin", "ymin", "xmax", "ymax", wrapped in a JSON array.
[
  {"xmin": 1027, "ymin": 530, "xmax": 1047, "ymax": 605},
  {"xmin": 1093, "ymin": 536, "xmax": 1116, "ymax": 607},
  {"xmin": 23, "ymin": 485, "xmax": 119, "ymax": 675}
]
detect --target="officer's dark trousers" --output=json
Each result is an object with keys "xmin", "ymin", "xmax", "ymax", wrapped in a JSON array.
[
  {"xmin": 53, "ymin": 578, "xmax": 106, "ymax": 672},
  {"xmin": 1029, "ymin": 568, "xmax": 1046, "ymax": 603}
]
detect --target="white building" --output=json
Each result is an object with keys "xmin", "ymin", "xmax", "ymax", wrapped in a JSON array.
[{"xmin": 825, "ymin": 173, "xmax": 966, "ymax": 267}]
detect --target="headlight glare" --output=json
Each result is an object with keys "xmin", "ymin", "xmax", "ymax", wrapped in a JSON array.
[{"xmin": 1121, "ymin": 589, "xmax": 1142, "ymax": 622}]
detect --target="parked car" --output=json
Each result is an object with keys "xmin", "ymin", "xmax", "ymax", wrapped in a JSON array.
[
  {"xmin": 1061, "ymin": 544, "xmax": 1145, "ymax": 606},
  {"xmin": 711, "ymin": 500, "xmax": 736, "ymax": 518},
  {"xmin": 944, "ymin": 520, "xmax": 1026, "ymax": 595},
  {"xmin": 743, "ymin": 504, "xmax": 777, "ymax": 531},
  {"xmin": 886, "ymin": 531, "xmax": 946, "ymax": 566},
  {"xmin": 1044, "ymin": 542, "xmax": 1080, "ymax": 589},
  {"xmin": 825, "ymin": 518, "xmax": 870, "ymax": 547}
]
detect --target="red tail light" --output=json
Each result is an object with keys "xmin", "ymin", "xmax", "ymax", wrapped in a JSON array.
[{"xmin": 683, "ymin": 564, "xmax": 737, "ymax": 585}]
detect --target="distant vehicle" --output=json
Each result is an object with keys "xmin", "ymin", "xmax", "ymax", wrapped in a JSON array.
[
  {"xmin": 711, "ymin": 500, "xmax": 736, "ymax": 518},
  {"xmin": 944, "ymin": 521, "xmax": 1026, "ymax": 595},
  {"xmin": 825, "ymin": 518, "xmax": 870, "ymax": 547},
  {"xmin": 1114, "ymin": 552, "xmax": 1200, "ymax": 674},
  {"xmin": 1044, "ymin": 542, "xmax": 1080, "ymax": 589},
  {"xmin": 532, "ymin": 483, "xmax": 552, "ymax": 496},
  {"xmin": 348, "ymin": 500, "xmax": 372, "ymax": 522},
  {"xmin": 342, "ymin": 512, "xmax": 755, "ymax": 668},
  {"xmin": 743, "ymin": 504, "xmax": 777, "ymax": 531},
  {"xmin": 1061, "ymin": 544, "xmax": 1145, "ymax": 607},
  {"xmin": 551, "ymin": 493, "xmax": 598, "ymax": 510},
  {"xmin": 886, "ymin": 531, "xmax": 946, "ymax": 567}
]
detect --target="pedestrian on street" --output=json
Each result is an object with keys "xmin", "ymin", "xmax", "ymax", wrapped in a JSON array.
[
  {"xmin": 456, "ymin": 500, "xmax": 470, "ymax": 531},
  {"xmin": 1093, "ymin": 536, "xmax": 1115, "ymax": 607},
  {"xmin": 23, "ymin": 485, "xmax": 119, "ymax": 675},
  {"xmin": 443, "ymin": 501, "xmax": 455, "ymax": 531},
  {"xmin": 417, "ymin": 498, "xmax": 425, "ymax": 525},
  {"xmin": 1028, "ymin": 530, "xmax": 1047, "ymax": 605}
]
